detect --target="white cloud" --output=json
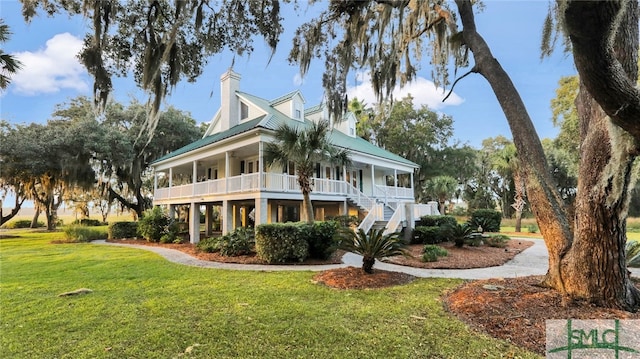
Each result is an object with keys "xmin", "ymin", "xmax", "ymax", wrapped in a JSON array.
[
  {"xmin": 346, "ymin": 72, "xmax": 464, "ymax": 110},
  {"xmin": 11, "ymin": 33, "xmax": 89, "ymax": 95}
]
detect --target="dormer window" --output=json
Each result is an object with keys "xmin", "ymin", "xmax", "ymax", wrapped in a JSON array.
[
  {"xmin": 295, "ymin": 109, "xmax": 301, "ymax": 119},
  {"xmin": 350, "ymin": 127, "xmax": 355, "ymax": 136},
  {"xmin": 241, "ymin": 102, "xmax": 249, "ymax": 120},
  {"xmin": 294, "ymin": 103, "xmax": 302, "ymax": 120}
]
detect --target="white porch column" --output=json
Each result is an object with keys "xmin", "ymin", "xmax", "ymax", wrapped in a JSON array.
[
  {"xmin": 394, "ymin": 169, "xmax": 398, "ymax": 197},
  {"xmin": 410, "ymin": 171, "xmax": 415, "ymax": 197},
  {"xmin": 341, "ymin": 200, "xmax": 348, "ymax": 216},
  {"xmin": 192, "ymin": 161, "xmax": 198, "ymax": 195},
  {"xmin": 342, "ymin": 166, "xmax": 347, "ymax": 183},
  {"xmin": 404, "ymin": 202, "xmax": 415, "ymax": 242},
  {"xmin": 189, "ymin": 202, "xmax": 200, "ymax": 244},
  {"xmin": 153, "ymin": 171, "xmax": 158, "ymax": 192},
  {"xmin": 258, "ymin": 142, "xmax": 263, "ymax": 190},
  {"xmin": 168, "ymin": 168, "xmax": 173, "ymax": 187},
  {"xmin": 370, "ymin": 164, "xmax": 375, "ymax": 197},
  {"xmin": 222, "ymin": 200, "xmax": 232, "ymax": 234},
  {"xmin": 254, "ymin": 197, "xmax": 268, "ymax": 226},
  {"xmin": 225, "ymin": 151, "xmax": 230, "ymax": 193}
]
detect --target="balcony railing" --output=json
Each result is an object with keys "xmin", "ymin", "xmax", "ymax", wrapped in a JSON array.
[
  {"xmin": 154, "ymin": 173, "xmax": 352, "ymax": 200},
  {"xmin": 374, "ymin": 185, "xmax": 414, "ymax": 200}
]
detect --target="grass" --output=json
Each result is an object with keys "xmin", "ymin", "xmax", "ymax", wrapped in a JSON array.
[{"xmin": 0, "ymin": 229, "xmax": 540, "ymax": 359}]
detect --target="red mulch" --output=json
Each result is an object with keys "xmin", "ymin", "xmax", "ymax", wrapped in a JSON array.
[{"xmin": 313, "ymin": 266, "xmax": 416, "ymax": 289}]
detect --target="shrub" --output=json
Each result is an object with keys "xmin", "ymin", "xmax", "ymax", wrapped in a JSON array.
[
  {"xmin": 63, "ymin": 225, "xmax": 107, "ymax": 242},
  {"xmin": 527, "ymin": 224, "xmax": 538, "ymax": 233},
  {"xmin": 327, "ymin": 215, "xmax": 361, "ymax": 228},
  {"xmin": 412, "ymin": 226, "xmax": 445, "ymax": 244},
  {"xmin": 418, "ymin": 215, "xmax": 457, "ymax": 228},
  {"xmin": 2, "ymin": 219, "xmax": 45, "ymax": 229},
  {"xmin": 160, "ymin": 221, "xmax": 181, "ymax": 244},
  {"xmin": 338, "ymin": 228, "xmax": 407, "ymax": 274},
  {"xmin": 486, "ymin": 234, "xmax": 510, "ymax": 248},
  {"xmin": 108, "ymin": 221, "xmax": 139, "ymax": 239},
  {"xmin": 468, "ymin": 209, "xmax": 502, "ymax": 232},
  {"xmin": 200, "ymin": 227, "xmax": 256, "ymax": 256},
  {"xmin": 137, "ymin": 207, "xmax": 170, "ymax": 242},
  {"xmin": 302, "ymin": 221, "xmax": 339, "ymax": 259},
  {"xmin": 196, "ymin": 237, "xmax": 219, "ymax": 253},
  {"xmin": 422, "ymin": 244, "xmax": 448, "ymax": 262},
  {"xmin": 255, "ymin": 223, "xmax": 309, "ymax": 263},
  {"xmin": 71, "ymin": 219, "xmax": 104, "ymax": 226}
]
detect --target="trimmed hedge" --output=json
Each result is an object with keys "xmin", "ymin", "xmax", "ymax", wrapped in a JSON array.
[
  {"xmin": 468, "ymin": 209, "xmax": 502, "ymax": 232},
  {"xmin": 255, "ymin": 223, "xmax": 309, "ymax": 263},
  {"xmin": 71, "ymin": 219, "xmax": 104, "ymax": 226},
  {"xmin": 412, "ymin": 226, "xmax": 445, "ymax": 244},
  {"xmin": 301, "ymin": 221, "xmax": 339, "ymax": 260},
  {"xmin": 108, "ymin": 221, "xmax": 139, "ymax": 239},
  {"xmin": 197, "ymin": 227, "xmax": 255, "ymax": 256},
  {"xmin": 64, "ymin": 225, "xmax": 107, "ymax": 242},
  {"xmin": 418, "ymin": 215, "xmax": 457, "ymax": 228},
  {"xmin": 2, "ymin": 220, "xmax": 45, "ymax": 229}
]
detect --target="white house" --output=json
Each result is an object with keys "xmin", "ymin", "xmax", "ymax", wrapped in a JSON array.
[{"xmin": 150, "ymin": 69, "xmax": 438, "ymax": 243}]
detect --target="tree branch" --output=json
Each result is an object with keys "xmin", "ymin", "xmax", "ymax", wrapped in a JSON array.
[
  {"xmin": 563, "ymin": 1, "xmax": 640, "ymax": 140},
  {"xmin": 442, "ymin": 66, "xmax": 477, "ymax": 102}
]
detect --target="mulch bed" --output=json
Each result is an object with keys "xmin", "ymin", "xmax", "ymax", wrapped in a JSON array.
[
  {"xmin": 384, "ymin": 240, "xmax": 534, "ymax": 269},
  {"xmin": 313, "ymin": 266, "xmax": 416, "ymax": 289},
  {"xmin": 442, "ymin": 276, "xmax": 640, "ymax": 355}
]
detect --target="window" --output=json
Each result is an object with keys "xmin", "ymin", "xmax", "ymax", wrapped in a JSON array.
[
  {"xmin": 349, "ymin": 127, "xmax": 355, "ymax": 136},
  {"xmin": 288, "ymin": 161, "xmax": 295, "ymax": 176},
  {"xmin": 295, "ymin": 109, "xmax": 301, "ymax": 119},
  {"xmin": 240, "ymin": 160, "xmax": 245, "ymax": 174},
  {"xmin": 325, "ymin": 167, "xmax": 331, "ymax": 180},
  {"xmin": 248, "ymin": 161, "xmax": 254, "ymax": 174},
  {"xmin": 241, "ymin": 102, "xmax": 249, "ymax": 120},
  {"xmin": 315, "ymin": 163, "xmax": 321, "ymax": 178}
]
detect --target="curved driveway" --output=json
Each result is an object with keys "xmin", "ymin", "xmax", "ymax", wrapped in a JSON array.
[{"xmin": 94, "ymin": 238, "xmax": 640, "ymax": 280}]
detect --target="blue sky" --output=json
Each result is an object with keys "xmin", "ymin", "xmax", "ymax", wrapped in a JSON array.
[{"xmin": 1, "ymin": 0, "xmax": 576, "ymax": 149}]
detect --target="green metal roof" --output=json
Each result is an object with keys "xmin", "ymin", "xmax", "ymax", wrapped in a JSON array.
[
  {"xmin": 151, "ymin": 116, "xmax": 264, "ymax": 164},
  {"xmin": 151, "ymin": 91, "xmax": 418, "ymax": 168}
]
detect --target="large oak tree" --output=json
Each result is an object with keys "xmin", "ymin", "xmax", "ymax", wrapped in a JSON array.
[{"xmin": 290, "ymin": 0, "xmax": 640, "ymax": 310}]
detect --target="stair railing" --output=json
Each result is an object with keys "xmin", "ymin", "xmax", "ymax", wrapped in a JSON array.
[
  {"xmin": 358, "ymin": 203, "xmax": 383, "ymax": 234},
  {"xmin": 383, "ymin": 205, "xmax": 405, "ymax": 235},
  {"xmin": 346, "ymin": 183, "xmax": 376, "ymax": 210}
]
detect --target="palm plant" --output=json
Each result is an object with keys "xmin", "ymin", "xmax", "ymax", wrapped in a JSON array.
[
  {"xmin": 423, "ymin": 175, "xmax": 458, "ymax": 215},
  {"xmin": 445, "ymin": 223, "xmax": 476, "ymax": 248},
  {"xmin": 339, "ymin": 228, "xmax": 407, "ymax": 274},
  {"xmin": 0, "ymin": 20, "xmax": 22, "ymax": 89},
  {"xmin": 264, "ymin": 120, "xmax": 350, "ymax": 223}
]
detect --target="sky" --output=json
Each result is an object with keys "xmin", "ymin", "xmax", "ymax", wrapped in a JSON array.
[{"xmin": 1, "ymin": 0, "xmax": 577, "ymax": 149}]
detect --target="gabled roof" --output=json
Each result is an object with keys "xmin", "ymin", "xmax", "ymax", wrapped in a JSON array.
[
  {"xmin": 151, "ymin": 92, "xmax": 418, "ymax": 168},
  {"xmin": 269, "ymin": 90, "xmax": 305, "ymax": 106}
]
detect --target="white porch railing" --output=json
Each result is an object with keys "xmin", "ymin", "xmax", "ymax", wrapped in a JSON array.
[
  {"xmin": 154, "ymin": 173, "xmax": 349, "ymax": 200},
  {"xmin": 374, "ymin": 185, "xmax": 414, "ymax": 200}
]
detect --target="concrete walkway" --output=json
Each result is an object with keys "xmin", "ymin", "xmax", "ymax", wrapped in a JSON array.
[{"xmin": 94, "ymin": 238, "xmax": 640, "ymax": 280}]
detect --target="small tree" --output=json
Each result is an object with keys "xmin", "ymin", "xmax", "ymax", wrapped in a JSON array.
[{"xmin": 264, "ymin": 120, "xmax": 350, "ymax": 223}]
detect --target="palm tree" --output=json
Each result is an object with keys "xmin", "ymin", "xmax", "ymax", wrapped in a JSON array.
[
  {"xmin": 339, "ymin": 228, "xmax": 407, "ymax": 274},
  {"xmin": 264, "ymin": 120, "xmax": 350, "ymax": 223},
  {"xmin": 0, "ymin": 20, "xmax": 22, "ymax": 90},
  {"xmin": 423, "ymin": 175, "xmax": 458, "ymax": 214}
]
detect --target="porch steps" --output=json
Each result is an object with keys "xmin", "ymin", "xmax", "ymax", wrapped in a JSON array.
[
  {"xmin": 383, "ymin": 205, "xmax": 394, "ymax": 221},
  {"xmin": 371, "ymin": 221, "xmax": 387, "ymax": 231}
]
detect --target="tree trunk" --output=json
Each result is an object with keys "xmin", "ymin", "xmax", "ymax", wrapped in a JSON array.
[
  {"xmin": 363, "ymin": 255, "xmax": 375, "ymax": 274},
  {"xmin": 560, "ymin": 83, "xmax": 640, "ymax": 310},
  {"xmin": 0, "ymin": 195, "xmax": 26, "ymax": 226},
  {"xmin": 514, "ymin": 211, "xmax": 522, "ymax": 233},
  {"xmin": 297, "ymin": 173, "xmax": 315, "ymax": 223},
  {"xmin": 31, "ymin": 204, "xmax": 41, "ymax": 228}
]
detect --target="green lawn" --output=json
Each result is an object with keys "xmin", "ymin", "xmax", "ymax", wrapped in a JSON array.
[{"xmin": 0, "ymin": 229, "xmax": 540, "ymax": 358}]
